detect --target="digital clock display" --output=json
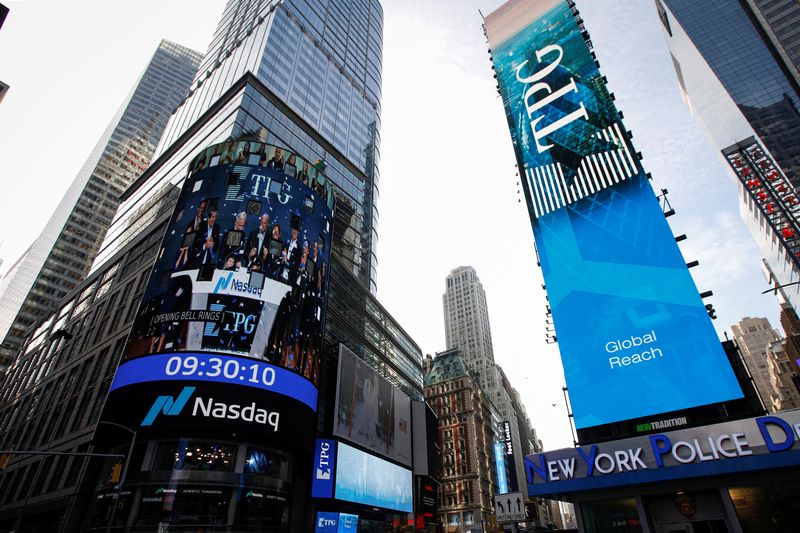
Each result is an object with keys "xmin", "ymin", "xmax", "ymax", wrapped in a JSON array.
[{"xmin": 111, "ymin": 352, "xmax": 317, "ymax": 411}]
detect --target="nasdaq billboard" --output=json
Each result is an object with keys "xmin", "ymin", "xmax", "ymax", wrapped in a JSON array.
[
  {"xmin": 485, "ymin": 0, "xmax": 742, "ymax": 429},
  {"xmin": 100, "ymin": 141, "xmax": 334, "ymax": 447}
]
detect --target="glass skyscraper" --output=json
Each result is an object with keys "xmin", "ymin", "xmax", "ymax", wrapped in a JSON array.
[
  {"xmin": 0, "ymin": 1, "xmax": 425, "ymax": 531},
  {"xmin": 0, "ymin": 40, "xmax": 202, "ymax": 375},
  {"xmin": 94, "ymin": 0, "xmax": 383, "ymax": 294},
  {"xmin": 658, "ymin": 0, "xmax": 800, "ymax": 185},
  {"xmin": 657, "ymin": 0, "xmax": 800, "ymax": 312}
]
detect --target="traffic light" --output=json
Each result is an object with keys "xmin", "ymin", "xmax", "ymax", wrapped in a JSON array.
[
  {"xmin": 705, "ymin": 304, "xmax": 717, "ymax": 320},
  {"xmin": 0, "ymin": 454, "xmax": 10, "ymax": 471},
  {"xmin": 109, "ymin": 463, "xmax": 122, "ymax": 484}
]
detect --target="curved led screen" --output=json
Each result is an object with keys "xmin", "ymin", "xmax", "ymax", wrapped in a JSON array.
[
  {"xmin": 101, "ymin": 141, "xmax": 333, "ymax": 448},
  {"xmin": 334, "ymin": 442, "xmax": 413, "ymax": 513},
  {"xmin": 485, "ymin": 0, "xmax": 743, "ymax": 429}
]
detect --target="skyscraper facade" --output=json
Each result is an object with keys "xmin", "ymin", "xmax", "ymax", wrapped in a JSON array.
[
  {"xmin": 656, "ymin": 1, "xmax": 800, "ymax": 312},
  {"xmin": 730, "ymin": 316, "xmax": 782, "ymax": 410},
  {"xmin": 765, "ymin": 338, "xmax": 800, "ymax": 411},
  {"xmin": 0, "ymin": 0, "xmax": 428, "ymax": 530},
  {"xmin": 0, "ymin": 40, "xmax": 202, "ymax": 374},
  {"xmin": 443, "ymin": 266, "xmax": 495, "ymax": 389},
  {"xmin": 441, "ymin": 266, "xmax": 536, "ymax": 499},
  {"xmin": 423, "ymin": 350, "xmax": 499, "ymax": 531},
  {"xmin": 743, "ymin": 0, "xmax": 800, "ymax": 87},
  {"xmin": 658, "ymin": 0, "xmax": 800, "ymax": 184},
  {"xmin": 92, "ymin": 0, "xmax": 383, "ymax": 294}
]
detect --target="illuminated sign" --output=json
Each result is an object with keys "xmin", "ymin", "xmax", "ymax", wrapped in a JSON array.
[
  {"xmin": 338, "ymin": 513, "xmax": 359, "ymax": 533},
  {"xmin": 110, "ymin": 352, "xmax": 317, "ymax": 411},
  {"xmin": 495, "ymin": 442, "xmax": 509, "ymax": 494},
  {"xmin": 485, "ymin": 0, "xmax": 742, "ymax": 429},
  {"xmin": 100, "ymin": 142, "xmax": 333, "ymax": 448},
  {"xmin": 502, "ymin": 421, "xmax": 514, "ymax": 455},
  {"xmin": 314, "ymin": 512, "xmax": 359, "ymax": 533},
  {"xmin": 525, "ymin": 409, "xmax": 800, "ymax": 495},
  {"xmin": 312, "ymin": 438, "xmax": 336, "ymax": 498},
  {"xmin": 316, "ymin": 512, "xmax": 339, "ymax": 533},
  {"xmin": 334, "ymin": 442, "xmax": 413, "ymax": 513}
]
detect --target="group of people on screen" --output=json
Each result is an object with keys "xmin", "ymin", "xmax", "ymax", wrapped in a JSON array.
[
  {"xmin": 191, "ymin": 141, "xmax": 329, "ymax": 199},
  {"xmin": 169, "ymin": 198, "xmax": 327, "ymax": 382}
]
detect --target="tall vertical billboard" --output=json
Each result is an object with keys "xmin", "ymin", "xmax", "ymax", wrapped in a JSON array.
[
  {"xmin": 100, "ymin": 141, "xmax": 334, "ymax": 448},
  {"xmin": 485, "ymin": 0, "xmax": 743, "ymax": 429}
]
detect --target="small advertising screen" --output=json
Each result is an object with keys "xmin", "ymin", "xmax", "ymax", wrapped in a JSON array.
[
  {"xmin": 334, "ymin": 345, "xmax": 412, "ymax": 466},
  {"xmin": 485, "ymin": 0, "xmax": 743, "ymax": 429},
  {"xmin": 495, "ymin": 442, "xmax": 509, "ymax": 495},
  {"xmin": 100, "ymin": 141, "xmax": 334, "ymax": 448},
  {"xmin": 334, "ymin": 442, "xmax": 413, "ymax": 513},
  {"xmin": 314, "ymin": 512, "xmax": 359, "ymax": 533},
  {"xmin": 311, "ymin": 438, "xmax": 336, "ymax": 498}
]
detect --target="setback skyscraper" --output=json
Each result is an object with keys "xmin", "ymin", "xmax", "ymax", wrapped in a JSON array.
[
  {"xmin": 656, "ymin": 0, "xmax": 800, "ymax": 311},
  {"xmin": 442, "ymin": 266, "xmax": 538, "ymax": 501},
  {"xmin": 0, "ymin": 40, "xmax": 203, "ymax": 374},
  {"xmin": 0, "ymin": 1, "xmax": 427, "ymax": 531}
]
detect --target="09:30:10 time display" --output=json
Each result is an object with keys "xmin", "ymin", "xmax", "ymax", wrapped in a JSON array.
[{"xmin": 164, "ymin": 355, "xmax": 276, "ymax": 386}]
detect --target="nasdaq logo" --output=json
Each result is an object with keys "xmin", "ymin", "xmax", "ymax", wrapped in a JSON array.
[
  {"xmin": 141, "ymin": 387, "xmax": 196, "ymax": 426},
  {"xmin": 213, "ymin": 272, "xmax": 263, "ymax": 297}
]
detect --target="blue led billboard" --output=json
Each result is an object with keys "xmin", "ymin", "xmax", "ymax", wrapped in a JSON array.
[
  {"xmin": 100, "ymin": 141, "xmax": 334, "ymax": 447},
  {"xmin": 334, "ymin": 442, "xmax": 413, "ymax": 513},
  {"xmin": 495, "ymin": 442, "xmax": 509, "ymax": 494},
  {"xmin": 485, "ymin": 0, "xmax": 743, "ymax": 429}
]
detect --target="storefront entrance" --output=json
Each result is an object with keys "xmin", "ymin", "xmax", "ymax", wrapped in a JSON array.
[{"xmin": 645, "ymin": 490, "xmax": 730, "ymax": 533}]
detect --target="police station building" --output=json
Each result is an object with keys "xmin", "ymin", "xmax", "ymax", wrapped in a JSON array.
[{"xmin": 525, "ymin": 409, "xmax": 800, "ymax": 533}]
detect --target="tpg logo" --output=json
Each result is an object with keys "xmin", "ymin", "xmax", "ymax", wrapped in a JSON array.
[
  {"xmin": 213, "ymin": 272, "xmax": 263, "ymax": 297},
  {"xmin": 318, "ymin": 517, "xmax": 336, "ymax": 528},
  {"xmin": 141, "ymin": 387, "xmax": 195, "ymax": 426}
]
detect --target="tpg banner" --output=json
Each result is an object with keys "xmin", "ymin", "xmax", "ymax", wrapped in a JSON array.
[{"xmin": 485, "ymin": 0, "xmax": 743, "ymax": 430}]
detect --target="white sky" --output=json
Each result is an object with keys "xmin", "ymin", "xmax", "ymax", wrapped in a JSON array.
[{"xmin": 0, "ymin": 0, "xmax": 781, "ymax": 451}]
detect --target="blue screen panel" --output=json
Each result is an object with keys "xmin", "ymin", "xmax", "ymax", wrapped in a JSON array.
[
  {"xmin": 535, "ymin": 175, "xmax": 743, "ymax": 428},
  {"xmin": 334, "ymin": 442, "xmax": 413, "ymax": 513},
  {"xmin": 485, "ymin": 0, "xmax": 744, "ymax": 429}
]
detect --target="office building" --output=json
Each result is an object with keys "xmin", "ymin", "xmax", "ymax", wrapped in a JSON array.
[
  {"xmin": 0, "ymin": 40, "xmax": 202, "ymax": 375},
  {"xmin": 0, "ymin": 0, "xmax": 427, "ymax": 531},
  {"xmin": 92, "ymin": 0, "xmax": 384, "ymax": 295},
  {"xmin": 731, "ymin": 316, "xmax": 782, "ymax": 408},
  {"xmin": 743, "ymin": 0, "xmax": 800, "ymax": 88},
  {"xmin": 765, "ymin": 338, "xmax": 800, "ymax": 411},
  {"xmin": 442, "ymin": 266, "xmax": 537, "ymax": 499},
  {"xmin": 443, "ymin": 266, "xmax": 495, "ymax": 388},
  {"xmin": 657, "ymin": 0, "xmax": 800, "ymax": 184},
  {"xmin": 656, "ymin": 0, "xmax": 800, "ymax": 311},
  {"xmin": 423, "ymin": 350, "xmax": 499, "ymax": 532}
]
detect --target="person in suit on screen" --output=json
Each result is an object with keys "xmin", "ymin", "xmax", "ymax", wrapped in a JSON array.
[{"xmin": 192, "ymin": 208, "xmax": 220, "ymax": 266}]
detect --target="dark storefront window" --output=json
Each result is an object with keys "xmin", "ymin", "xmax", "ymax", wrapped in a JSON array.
[
  {"xmin": 581, "ymin": 498, "xmax": 643, "ymax": 533},
  {"xmin": 234, "ymin": 491, "xmax": 288, "ymax": 531},
  {"xmin": 134, "ymin": 486, "xmax": 231, "ymax": 529},
  {"xmin": 729, "ymin": 480, "xmax": 800, "ymax": 532},
  {"xmin": 244, "ymin": 447, "xmax": 290, "ymax": 478},
  {"xmin": 154, "ymin": 439, "xmax": 236, "ymax": 472}
]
